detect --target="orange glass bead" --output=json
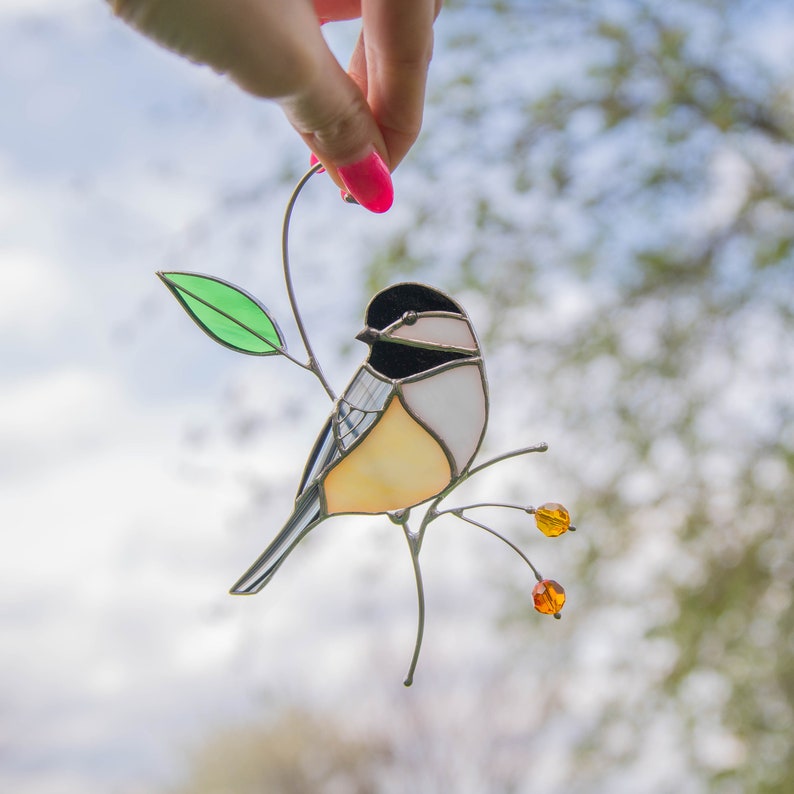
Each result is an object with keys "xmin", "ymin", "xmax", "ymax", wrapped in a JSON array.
[
  {"xmin": 534, "ymin": 502, "xmax": 571, "ymax": 537},
  {"xmin": 532, "ymin": 579, "xmax": 566, "ymax": 615}
]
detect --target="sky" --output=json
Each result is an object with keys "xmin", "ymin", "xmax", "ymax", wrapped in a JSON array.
[{"xmin": 5, "ymin": 2, "xmax": 793, "ymax": 793}]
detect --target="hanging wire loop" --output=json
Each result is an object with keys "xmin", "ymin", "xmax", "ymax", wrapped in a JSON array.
[{"xmin": 281, "ymin": 163, "xmax": 337, "ymax": 401}]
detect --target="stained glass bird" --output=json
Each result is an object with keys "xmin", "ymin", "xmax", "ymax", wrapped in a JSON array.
[
  {"xmin": 230, "ymin": 282, "xmax": 488, "ymax": 594},
  {"xmin": 157, "ymin": 167, "xmax": 574, "ymax": 684}
]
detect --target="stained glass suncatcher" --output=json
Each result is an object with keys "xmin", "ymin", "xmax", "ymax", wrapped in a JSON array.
[{"xmin": 158, "ymin": 164, "xmax": 576, "ymax": 685}]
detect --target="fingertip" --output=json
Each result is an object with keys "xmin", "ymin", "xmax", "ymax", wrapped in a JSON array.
[{"xmin": 337, "ymin": 151, "xmax": 394, "ymax": 213}]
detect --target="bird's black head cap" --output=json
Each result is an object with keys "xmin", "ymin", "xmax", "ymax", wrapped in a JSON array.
[
  {"xmin": 365, "ymin": 283, "xmax": 463, "ymax": 331},
  {"xmin": 364, "ymin": 284, "xmax": 472, "ymax": 379}
]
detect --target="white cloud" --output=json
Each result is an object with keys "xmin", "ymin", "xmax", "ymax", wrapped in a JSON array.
[
  {"xmin": 0, "ymin": 369, "xmax": 121, "ymax": 473},
  {"xmin": 0, "ymin": 0, "xmax": 93, "ymax": 19},
  {"xmin": 692, "ymin": 145, "xmax": 753, "ymax": 233},
  {"xmin": 0, "ymin": 248, "xmax": 72, "ymax": 336}
]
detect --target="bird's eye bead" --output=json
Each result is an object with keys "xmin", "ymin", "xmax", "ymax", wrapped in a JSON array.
[{"xmin": 403, "ymin": 310, "xmax": 418, "ymax": 325}]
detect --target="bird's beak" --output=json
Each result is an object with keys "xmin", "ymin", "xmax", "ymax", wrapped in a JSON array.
[{"xmin": 355, "ymin": 326, "xmax": 380, "ymax": 344}]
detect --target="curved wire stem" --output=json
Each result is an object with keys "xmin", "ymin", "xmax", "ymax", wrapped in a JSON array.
[
  {"xmin": 401, "ymin": 522, "xmax": 425, "ymax": 687},
  {"xmin": 411, "ymin": 441, "xmax": 549, "ymax": 552},
  {"xmin": 281, "ymin": 163, "xmax": 336, "ymax": 401},
  {"xmin": 435, "ymin": 501, "xmax": 536, "ymax": 517},
  {"xmin": 452, "ymin": 511, "xmax": 543, "ymax": 582},
  {"xmin": 396, "ymin": 442, "xmax": 551, "ymax": 683},
  {"xmin": 466, "ymin": 442, "xmax": 548, "ymax": 478}
]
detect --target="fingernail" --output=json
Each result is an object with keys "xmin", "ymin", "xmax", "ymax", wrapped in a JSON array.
[
  {"xmin": 337, "ymin": 151, "xmax": 393, "ymax": 213},
  {"xmin": 309, "ymin": 152, "xmax": 326, "ymax": 174},
  {"xmin": 318, "ymin": 17, "xmax": 331, "ymax": 26},
  {"xmin": 340, "ymin": 189, "xmax": 359, "ymax": 205}
]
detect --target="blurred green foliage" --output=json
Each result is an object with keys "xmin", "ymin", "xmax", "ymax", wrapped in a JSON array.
[{"xmin": 365, "ymin": 0, "xmax": 794, "ymax": 791}]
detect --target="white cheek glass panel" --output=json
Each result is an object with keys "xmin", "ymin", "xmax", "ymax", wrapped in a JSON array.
[
  {"xmin": 390, "ymin": 317, "xmax": 477, "ymax": 350},
  {"xmin": 401, "ymin": 363, "xmax": 487, "ymax": 474}
]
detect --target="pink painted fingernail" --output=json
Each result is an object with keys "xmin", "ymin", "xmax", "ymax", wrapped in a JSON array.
[
  {"xmin": 337, "ymin": 151, "xmax": 393, "ymax": 213},
  {"xmin": 318, "ymin": 17, "xmax": 331, "ymax": 26},
  {"xmin": 309, "ymin": 152, "xmax": 326, "ymax": 174}
]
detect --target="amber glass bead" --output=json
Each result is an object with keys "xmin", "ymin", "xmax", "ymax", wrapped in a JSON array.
[
  {"xmin": 532, "ymin": 579, "xmax": 566, "ymax": 615},
  {"xmin": 534, "ymin": 502, "xmax": 571, "ymax": 537}
]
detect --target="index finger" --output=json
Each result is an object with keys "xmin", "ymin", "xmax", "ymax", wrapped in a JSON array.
[{"xmin": 361, "ymin": 0, "xmax": 441, "ymax": 169}]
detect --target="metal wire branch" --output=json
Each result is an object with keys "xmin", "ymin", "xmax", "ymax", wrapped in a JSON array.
[
  {"xmin": 402, "ymin": 523, "xmax": 426, "ymax": 687},
  {"xmin": 281, "ymin": 163, "xmax": 336, "ymax": 401},
  {"xmin": 452, "ymin": 511, "xmax": 544, "ymax": 582}
]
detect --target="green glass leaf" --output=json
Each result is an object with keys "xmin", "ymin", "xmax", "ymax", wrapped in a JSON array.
[{"xmin": 157, "ymin": 271, "xmax": 286, "ymax": 355}]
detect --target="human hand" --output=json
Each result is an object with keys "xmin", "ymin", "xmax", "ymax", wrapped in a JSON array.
[{"xmin": 110, "ymin": 0, "xmax": 443, "ymax": 212}]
